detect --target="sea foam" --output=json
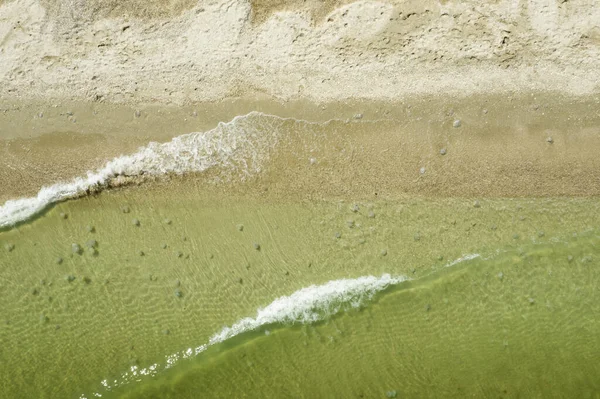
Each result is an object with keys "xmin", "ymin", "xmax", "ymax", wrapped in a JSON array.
[{"xmin": 0, "ymin": 112, "xmax": 282, "ymax": 229}]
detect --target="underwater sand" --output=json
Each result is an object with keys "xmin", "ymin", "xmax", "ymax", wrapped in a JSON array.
[{"xmin": 1, "ymin": 183, "xmax": 599, "ymax": 398}]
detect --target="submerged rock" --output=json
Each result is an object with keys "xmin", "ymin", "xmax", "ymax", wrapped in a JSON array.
[
  {"xmin": 72, "ymin": 243, "xmax": 82, "ymax": 255},
  {"xmin": 132, "ymin": 218, "xmax": 140, "ymax": 227},
  {"xmin": 86, "ymin": 225, "xmax": 95, "ymax": 233},
  {"xmin": 86, "ymin": 240, "xmax": 98, "ymax": 249},
  {"xmin": 386, "ymin": 391, "xmax": 397, "ymax": 398},
  {"xmin": 253, "ymin": 243, "xmax": 261, "ymax": 251},
  {"xmin": 237, "ymin": 224, "xmax": 244, "ymax": 232},
  {"xmin": 5, "ymin": 243, "xmax": 15, "ymax": 252}
]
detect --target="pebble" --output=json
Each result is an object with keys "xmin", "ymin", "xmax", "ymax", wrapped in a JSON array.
[
  {"xmin": 490, "ymin": 225, "xmax": 497, "ymax": 231},
  {"xmin": 309, "ymin": 158, "xmax": 317, "ymax": 165},
  {"xmin": 237, "ymin": 224, "xmax": 244, "ymax": 232},
  {"xmin": 253, "ymin": 243, "xmax": 261, "ymax": 251},
  {"xmin": 353, "ymin": 113, "xmax": 363, "ymax": 119},
  {"xmin": 413, "ymin": 233, "xmax": 421, "ymax": 241},
  {"xmin": 72, "ymin": 243, "xmax": 82, "ymax": 255},
  {"xmin": 134, "ymin": 110, "xmax": 141, "ymax": 118},
  {"xmin": 346, "ymin": 220, "xmax": 355, "ymax": 228},
  {"xmin": 60, "ymin": 212, "xmax": 68, "ymax": 219},
  {"xmin": 453, "ymin": 119, "xmax": 461, "ymax": 128},
  {"xmin": 439, "ymin": 148, "xmax": 447, "ymax": 156},
  {"xmin": 351, "ymin": 204, "xmax": 360, "ymax": 213},
  {"xmin": 335, "ymin": 232, "xmax": 342, "ymax": 239},
  {"xmin": 473, "ymin": 200, "xmax": 481, "ymax": 208},
  {"xmin": 380, "ymin": 249, "xmax": 388, "ymax": 257},
  {"xmin": 86, "ymin": 225, "xmax": 95, "ymax": 233},
  {"xmin": 367, "ymin": 211, "xmax": 375, "ymax": 218},
  {"xmin": 132, "ymin": 218, "xmax": 140, "ymax": 227},
  {"xmin": 121, "ymin": 206, "xmax": 130, "ymax": 214},
  {"xmin": 546, "ymin": 137, "xmax": 553, "ymax": 144},
  {"xmin": 419, "ymin": 167, "xmax": 426, "ymax": 175},
  {"xmin": 38, "ymin": 112, "xmax": 44, "ymax": 118}
]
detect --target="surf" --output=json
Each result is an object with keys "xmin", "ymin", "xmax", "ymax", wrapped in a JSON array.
[{"xmin": 0, "ymin": 112, "xmax": 285, "ymax": 229}]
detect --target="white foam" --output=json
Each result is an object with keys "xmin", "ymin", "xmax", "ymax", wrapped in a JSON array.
[{"xmin": 0, "ymin": 112, "xmax": 282, "ymax": 228}]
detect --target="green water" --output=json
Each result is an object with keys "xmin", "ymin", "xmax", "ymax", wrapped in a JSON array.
[{"xmin": 1, "ymin": 184, "xmax": 599, "ymax": 398}]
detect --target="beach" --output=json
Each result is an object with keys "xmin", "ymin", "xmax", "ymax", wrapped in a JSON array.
[{"xmin": 1, "ymin": 0, "xmax": 600, "ymax": 398}]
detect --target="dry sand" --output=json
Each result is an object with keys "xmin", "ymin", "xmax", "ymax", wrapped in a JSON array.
[{"xmin": 0, "ymin": 0, "xmax": 600, "ymax": 202}]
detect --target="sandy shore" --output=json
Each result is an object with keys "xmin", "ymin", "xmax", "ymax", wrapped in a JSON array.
[
  {"xmin": 1, "ymin": 0, "xmax": 600, "ymax": 204},
  {"xmin": 0, "ymin": 92, "xmax": 599, "ymax": 205}
]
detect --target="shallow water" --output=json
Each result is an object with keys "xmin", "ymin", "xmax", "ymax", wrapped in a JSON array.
[
  {"xmin": 1, "ymin": 105, "xmax": 600, "ymax": 398},
  {"xmin": 1, "ymin": 181, "xmax": 599, "ymax": 398}
]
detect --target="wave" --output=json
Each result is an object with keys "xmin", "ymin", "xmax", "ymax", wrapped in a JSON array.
[
  {"xmin": 0, "ymin": 112, "xmax": 285, "ymax": 229},
  {"xmin": 84, "ymin": 252, "xmax": 480, "ymax": 397},
  {"xmin": 91, "ymin": 274, "xmax": 408, "ymax": 394}
]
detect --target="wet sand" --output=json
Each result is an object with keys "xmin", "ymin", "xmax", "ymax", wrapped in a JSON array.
[{"xmin": 1, "ymin": 93, "xmax": 600, "ymax": 205}]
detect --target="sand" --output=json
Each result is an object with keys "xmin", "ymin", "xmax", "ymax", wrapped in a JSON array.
[{"xmin": 1, "ymin": 0, "xmax": 600, "ymax": 106}]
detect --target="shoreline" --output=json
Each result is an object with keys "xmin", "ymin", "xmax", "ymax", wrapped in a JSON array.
[{"xmin": 1, "ymin": 92, "xmax": 600, "ymax": 207}]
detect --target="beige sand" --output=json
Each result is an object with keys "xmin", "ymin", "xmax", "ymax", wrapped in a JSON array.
[{"xmin": 1, "ymin": 0, "xmax": 599, "ymax": 104}]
